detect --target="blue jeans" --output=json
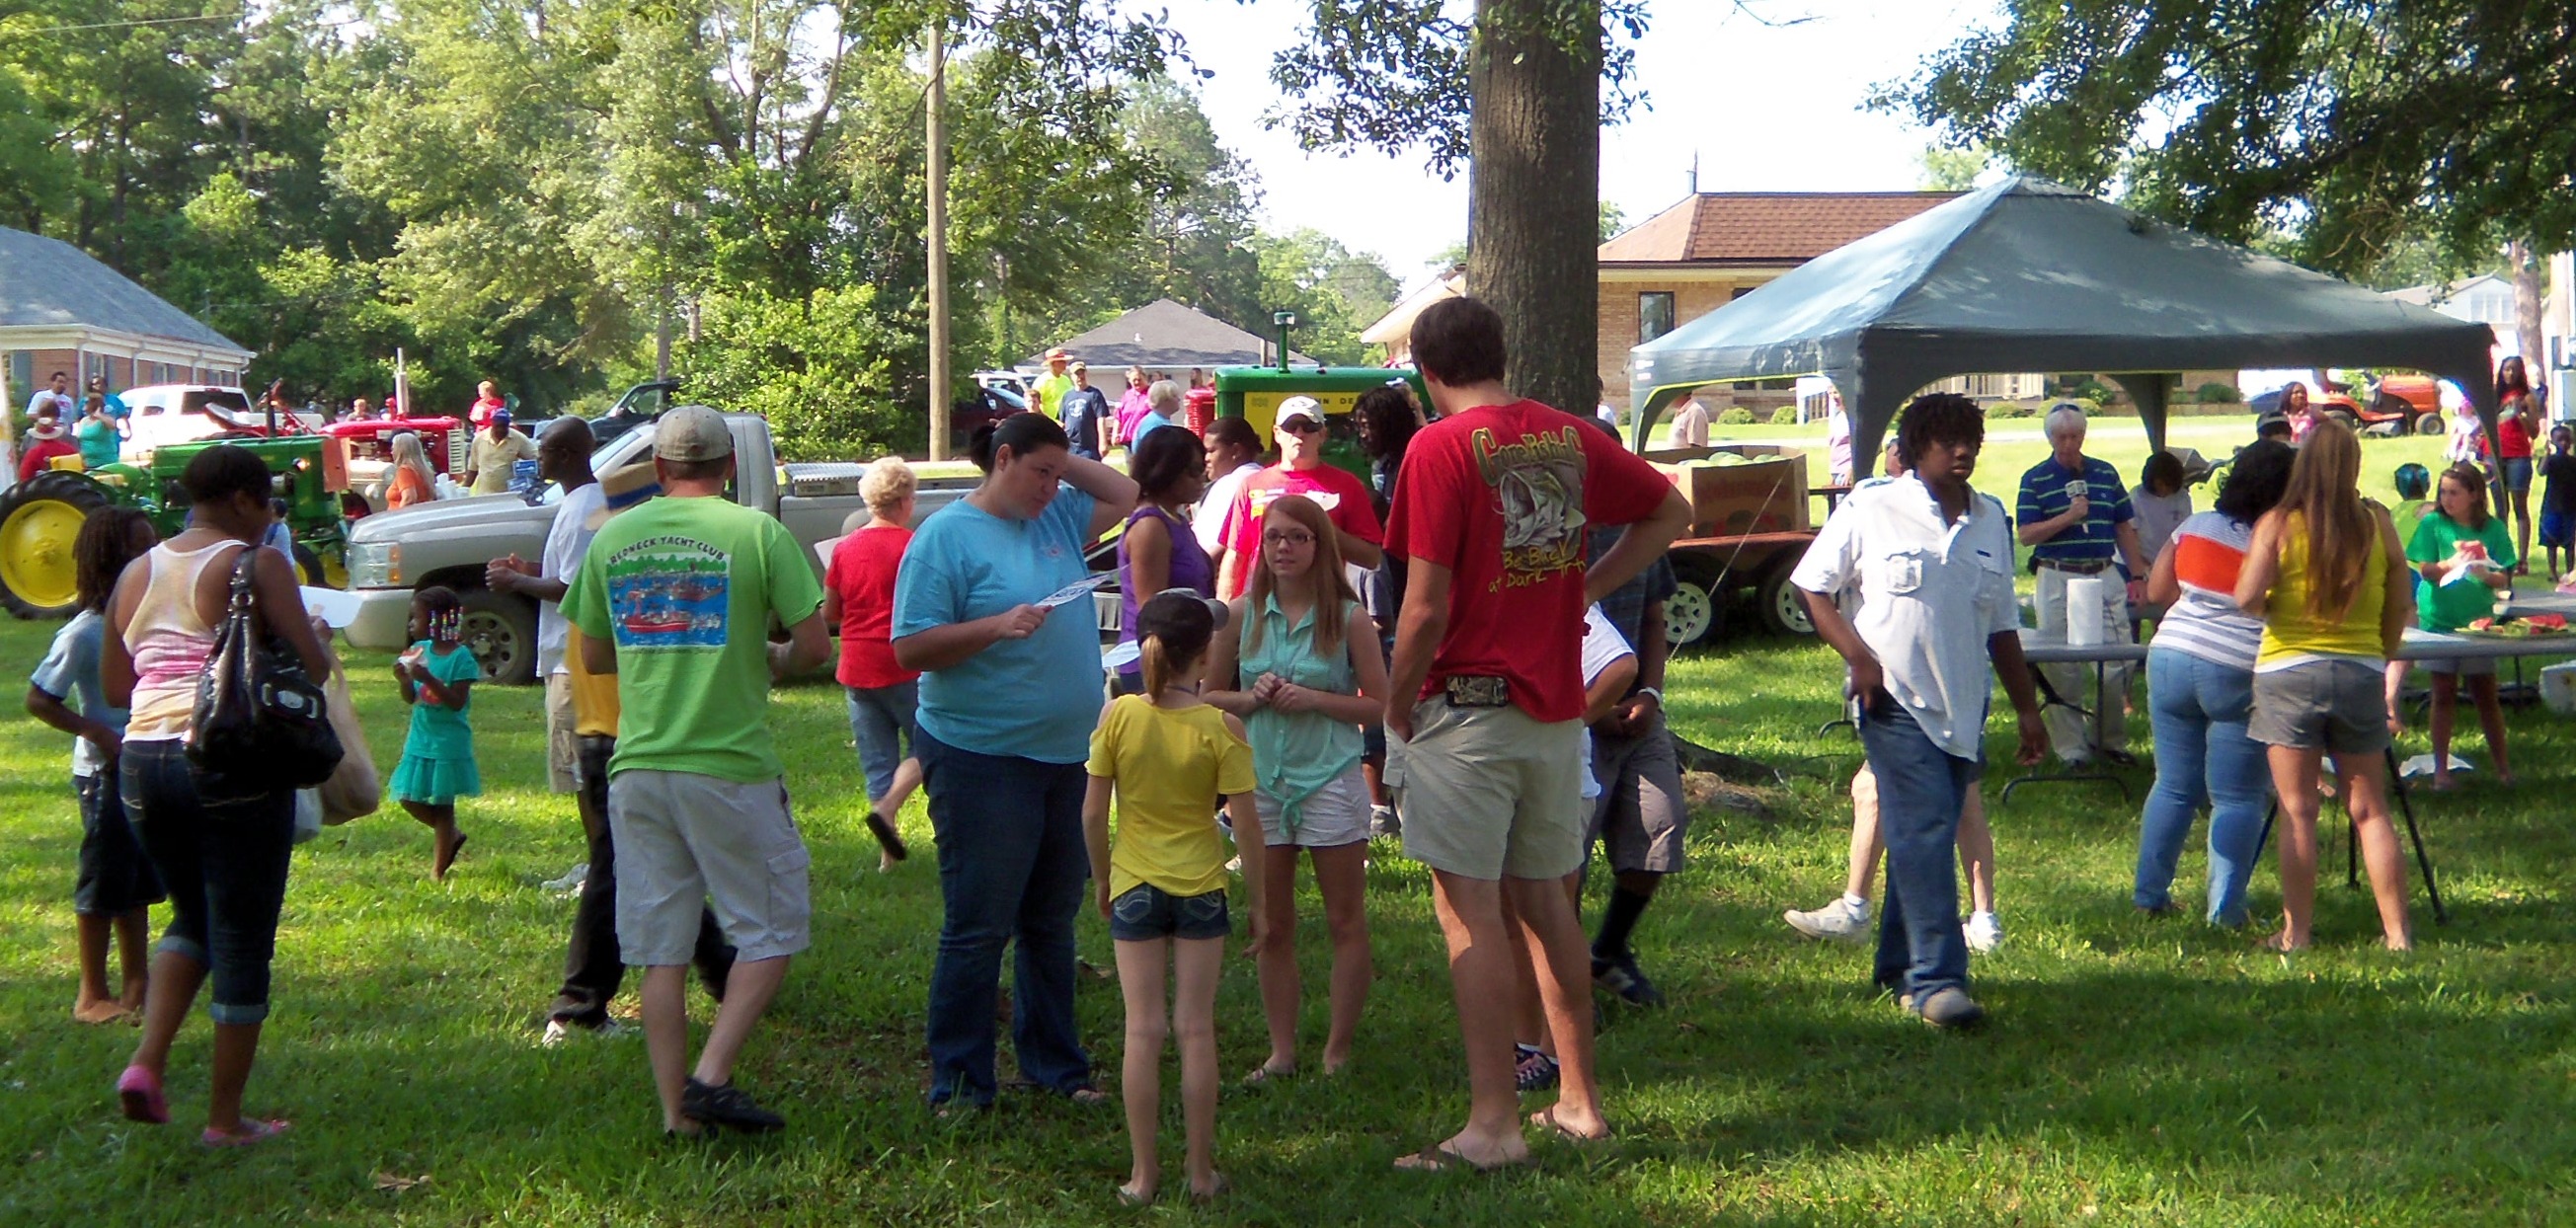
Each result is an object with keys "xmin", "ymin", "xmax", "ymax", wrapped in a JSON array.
[
  {"xmin": 2136, "ymin": 649, "xmax": 2269, "ymax": 925},
  {"xmin": 1858, "ymin": 698, "xmax": 1975, "ymax": 1000},
  {"xmin": 845, "ymin": 681, "xmax": 919, "ymax": 802},
  {"xmin": 917, "ymin": 729, "xmax": 1092, "ymax": 1106},
  {"xmin": 119, "ymin": 739, "xmax": 295, "ymax": 1025}
]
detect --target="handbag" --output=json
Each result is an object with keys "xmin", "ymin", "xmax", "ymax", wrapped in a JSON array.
[
  {"xmin": 314, "ymin": 663, "xmax": 379, "ymax": 823},
  {"xmin": 188, "ymin": 549, "xmax": 345, "ymax": 791}
]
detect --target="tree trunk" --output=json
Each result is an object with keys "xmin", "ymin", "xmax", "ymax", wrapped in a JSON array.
[
  {"xmin": 2511, "ymin": 241, "xmax": 2544, "ymax": 372},
  {"xmin": 1466, "ymin": 0, "xmax": 1600, "ymax": 416}
]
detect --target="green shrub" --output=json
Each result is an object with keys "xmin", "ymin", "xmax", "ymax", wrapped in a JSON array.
[
  {"xmin": 1986, "ymin": 401, "xmax": 2036, "ymax": 420},
  {"xmin": 2071, "ymin": 378, "xmax": 2115, "ymax": 405},
  {"xmin": 1716, "ymin": 407, "xmax": 1756, "ymax": 425},
  {"xmin": 1768, "ymin": 406, "xmax": 1799, "ymax": 425},
  {"xmin": 2195, "ymin": 382, "xmax": 2241, "ymax": 404}
]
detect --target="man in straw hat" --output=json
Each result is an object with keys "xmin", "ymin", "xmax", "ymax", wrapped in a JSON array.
[
  {"xmin": 566, "ymin": 407, "xmax": 831, "ymax": 1134},
  {"xmin": 1033, "ymin": 346, "xmax": 1075, "ymax": 422}
]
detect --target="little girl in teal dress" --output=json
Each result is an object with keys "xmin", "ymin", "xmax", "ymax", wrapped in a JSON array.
[{"xmin": 389, "ymin": 586, "xmax": 480, "ymax": 880}]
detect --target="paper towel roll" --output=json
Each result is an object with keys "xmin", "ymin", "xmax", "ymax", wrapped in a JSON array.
[{"xmin": 2065, "ymin": 576, "xmax": 2107, "ymax": 648}]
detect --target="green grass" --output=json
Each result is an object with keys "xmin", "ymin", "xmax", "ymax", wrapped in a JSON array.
[{"xmin": 4, "ymin": 570, "xmax": 2574, "ymax": 1223}]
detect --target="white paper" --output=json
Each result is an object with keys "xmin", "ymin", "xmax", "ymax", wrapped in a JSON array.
[
  {"xmin": 1100, "ymin": 641, "xmax": 1141, "ymax": 670},
  {"xmin": 301, "ymin": 585, "xmax": 363, "ymax": 628},
  {"xmin": 1038, "ymin": 572, "xmax": 1115, "ymax": 610}
]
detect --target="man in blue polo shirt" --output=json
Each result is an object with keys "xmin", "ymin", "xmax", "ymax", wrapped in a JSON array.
[{"xmin": 2015, "ymin": 403, "xmax": 2148, "ymax": 765}]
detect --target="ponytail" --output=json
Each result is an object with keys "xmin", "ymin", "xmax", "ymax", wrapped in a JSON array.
[
  {"xmin": 1133, "ymin": 590, "xmax": 1219, "ymax": 701},
  {"xmin": 1140, "ymin": 633, "xmax": 1173, "ymax": 699}
]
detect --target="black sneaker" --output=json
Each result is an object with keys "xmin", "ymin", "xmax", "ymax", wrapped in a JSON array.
[
  {"xmin": 1593, "ymin": 954, "xmax": 1666, "ymax": 1008},
  {"xmin": 682, "ymin": 1077, "xmax": 785, "ymax": 1132},
  {"xmin": 1513, "ymin": 1045, "xmax": 1559, "ymax": 1092}
]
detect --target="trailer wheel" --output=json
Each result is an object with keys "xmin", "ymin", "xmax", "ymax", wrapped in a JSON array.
[
  {"xmin": 0, "ymin": 473, "xmax": 113, "ymax": 619},
  {"xmin": 1664, "ymin": 554, "xmax": 1725, "ymax": 649},
  {"xmin": 1756, "ymin": 561, "xmax": 1816, "ymax": 636}
]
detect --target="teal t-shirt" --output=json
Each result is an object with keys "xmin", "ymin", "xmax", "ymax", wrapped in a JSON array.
[
  {"xmin": 2406, "ymin": 512, "xmax": 2517, "ymax": 631},
  {"xmin": 565, "ymin": 496, "xmax": 826, "ymax": 783},
  {"xmin": 400, "ymin": 641, "xmax": 483, "ymax": 761},
  {"xmin": 75, "ymin": 417, "xmax": 118, "ymax": 469},
  {"xmin": 893, "ymin": 487, "xmax": 1102, "ymax": 763}
]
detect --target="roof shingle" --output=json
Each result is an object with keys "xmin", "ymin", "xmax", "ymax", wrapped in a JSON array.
[
  {"xmin": 0, "ymin": 225, "xmax": 250, "ymax": 353},
  {"xmin": 1600, "ymin": 192, "xmax": 1963, "ymax": 266}
]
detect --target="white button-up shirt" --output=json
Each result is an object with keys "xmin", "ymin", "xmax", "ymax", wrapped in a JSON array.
[{"xmin": 1790, "ymin": 476, "xmax": 2018, "ymax": 759}]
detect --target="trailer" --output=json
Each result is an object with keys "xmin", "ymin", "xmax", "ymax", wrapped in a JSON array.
[{"xmin": 1649, "ymin": 444, "xmax": 1827, "ymax": 649}]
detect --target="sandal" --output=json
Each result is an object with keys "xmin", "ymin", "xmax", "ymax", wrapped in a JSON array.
[
  {"xmin": 1065, "ymin": 1085, "xmax": 1111, "ymax": 1107},
  {"xmin": 1116, "ymin": 1183, "xmax": 1154, "ymax": 1207},
  {"xmin": 1393, "ymin": 1141, "xmax": 1527, "ymax": 1174},
  {"xmin": 1530, "ymin": 1105, "xmax": 1609, "ymax": 1143},
  {"xmin": 1240, "ymin": 1063, "xmax": 1295, "ymax": 1088},
  {"xmin": 200, "ymin": 1118, "xmax": 291, "ymax": 1149},
  {"xmin": 865, "ymin": 809, "xmax": 909, "ymax": 863},
  {"xmin": 1190, "ymin": 1173, "xmax": 1230, "ymax": 1205},
  {"xmin": 117, "ymin": 1064, "xmax": 168, "ymax": 1125}
]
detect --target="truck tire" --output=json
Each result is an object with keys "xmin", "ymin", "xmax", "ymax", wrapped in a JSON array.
[
  {"xmin": 2416, "ymin": 413, "xmax": 2445, "ymax": 436},
  {"xmin": 1756, "ymin": 560, "xmax": 1817, "ymax": 636},
  {"xmin": 455, "ymin": 587, "xmax": 539, "ymax": 685},
  {"xmin": 1664, "ymin": 553, "xmax": 1726, "ymax": 649},
  {"xmin": 0, "ymin": 472, "xmax": 112, "ymax": 619}
]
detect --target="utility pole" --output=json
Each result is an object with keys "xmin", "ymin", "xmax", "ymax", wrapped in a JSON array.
[{"xmin": 924, "ymin": 13, "xmax": 953, "ymax": 460}]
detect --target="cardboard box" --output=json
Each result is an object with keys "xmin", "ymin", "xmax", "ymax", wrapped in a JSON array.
[{"xmin": 1658, "ymin": 452, "xmax": 1810, "ymax": 537}]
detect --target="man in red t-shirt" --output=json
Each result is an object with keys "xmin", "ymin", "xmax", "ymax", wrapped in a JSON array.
[
  {"xmin": 1213, "ymin": 396, "xmax": 1383, "ymax": 596},
  {"xmin": 1380, "ymin": 297, "xmax": 1688, "ymax": 1172}
]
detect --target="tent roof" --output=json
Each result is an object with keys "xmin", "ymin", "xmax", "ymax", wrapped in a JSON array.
[
  {"xmin": 1031, "ymin": 298, "xmax": 1307, "ymax": 370},
  {"xmin": 0, "ymin": 225, "xmax": 251, "ymax": 354},
  {"xmin": 1627, "ymin": 177, "xmax": 2498, "ymax": 471}
]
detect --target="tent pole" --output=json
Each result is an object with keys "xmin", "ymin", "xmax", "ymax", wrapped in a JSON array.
[{"xmin": 2107, "ymin": 374, "xmax": 2171, "ymax": 457}]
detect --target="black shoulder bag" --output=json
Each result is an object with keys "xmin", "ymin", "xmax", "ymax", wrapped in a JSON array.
[{"xmin": 188, "ymin": 548, "xmax": 345, "ymax": 790}]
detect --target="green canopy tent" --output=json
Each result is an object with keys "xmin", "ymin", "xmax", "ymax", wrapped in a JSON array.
[{"xmin": 1626, "ymin": 178, "xmax": 2500, "ymax": 477}]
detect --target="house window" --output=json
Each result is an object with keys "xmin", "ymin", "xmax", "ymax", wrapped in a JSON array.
[{"xmin": 1638, "ymin": 292, "xmax": 1675, "ymax": 344}]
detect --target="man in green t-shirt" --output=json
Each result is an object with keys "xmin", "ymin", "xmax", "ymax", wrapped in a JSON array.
[
  {"xmin": 1031, "ymin": 346, "xmax": 1074, "ymax": 422},
  {"xmin": 565, "ymin": 405, "xmax": 829, "ymax": 1137}
]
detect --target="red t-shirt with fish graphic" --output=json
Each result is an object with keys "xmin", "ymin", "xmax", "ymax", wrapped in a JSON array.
[{"xmin": 1385, "ymin": 400, "xmax": 1672, "ymax": 723}]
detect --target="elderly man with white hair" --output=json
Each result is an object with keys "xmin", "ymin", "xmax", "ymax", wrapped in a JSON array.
[{"xmin": 2014, "ymin": 402, "xmax": 2149, "ymax": 766}]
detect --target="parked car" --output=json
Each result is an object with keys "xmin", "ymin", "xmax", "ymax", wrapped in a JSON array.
[
  {"xmin": 340, "ymin": 409, "xmax": 980, "ymax": 682},
  {"xmin": 117, "ymin": 384, "xmax": 323, "ymax": 457}
]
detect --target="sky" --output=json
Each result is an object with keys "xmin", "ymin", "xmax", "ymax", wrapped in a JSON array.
[{"xmin": 1142, "ymin": 0, "xmax": 2007, "ymax": 286}]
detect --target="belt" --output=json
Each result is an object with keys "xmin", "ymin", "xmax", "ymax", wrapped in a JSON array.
[
  {"xmin": 2037, "ymin": 559, "xmax": 2114, "ymax": 575},
  {"xmin": 1440, "ymin": 674, "xmax": 1512, "ymax": 708}
]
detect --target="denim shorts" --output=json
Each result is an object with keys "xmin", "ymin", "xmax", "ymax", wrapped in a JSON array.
[
  {"xmin": 1107, "ymin": 883, "xmax": 1229, "ymax": 942},
  {"xmin": 74, "ymin": 772, "xmax": 163, "ymax": 915},
  {"xmin": 2501, "ymin": 457, "xmax": 2535, "ymax": 494},
  {"xmin": 2249, "ymin": 659, "xmax": 2390, "ymax": 755}
]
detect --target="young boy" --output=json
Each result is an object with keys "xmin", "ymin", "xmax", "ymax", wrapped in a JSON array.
[{"xmin": 2537, "ymin": 426, "xmax": 2576, "ymax": 578}]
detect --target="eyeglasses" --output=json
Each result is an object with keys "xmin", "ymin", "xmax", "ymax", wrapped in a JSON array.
[
  {"xmin": 1279, "ymin": 418, "xmax": 1325, "ymax": 434},
  {"xmin": 1263, "ymin": 530, "xmax": 1317, "ymax": 547}
]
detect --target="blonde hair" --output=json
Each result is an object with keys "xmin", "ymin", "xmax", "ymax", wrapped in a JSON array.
[
  {"xmin": 389, "ymin": 431, "xmax": 436, "ymax": 485},
  {"xmin": 2278, "ymin": 416, "xmax": 2374, "ymax": 620},
  {"xmin": 1243, "ymin": 494, "xmax": 1355, "ymax": 659},
  {"xmin": 861, "ymin": 455, "xmax": 916, "ymax": 513}
]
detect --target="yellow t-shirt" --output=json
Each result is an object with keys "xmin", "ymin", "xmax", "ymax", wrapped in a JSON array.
[
  {"xmin": 1085, "ymin": 695, "xmax": 1255, "ymax": 897},
  {"xmin": 1032, "ymin": 372, "xmax": 1074, "ymax": 422},
  {"xmin": 564, "ymin": 624, "xmax": 621, "ymax": 737}
]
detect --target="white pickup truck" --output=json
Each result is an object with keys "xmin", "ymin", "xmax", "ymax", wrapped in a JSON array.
[{"xmin": 342, "ymin": 410, "xmax": 977, "ymax": 681}]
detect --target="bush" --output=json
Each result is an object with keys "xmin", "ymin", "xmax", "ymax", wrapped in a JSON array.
[
  {"xmin": 2071, "ymin": 378, "xmax": 2115, "ymax": 405},
  {"xmin": 1716, "ymin": 407, "xmax": 1756, "ymax": 424},
  {"xmin": 2195, "ymin": 382, "xmax": 2242, "ymax": 405},
  {"xmin": 1986, "ymin": 401, "xmax": 2037, "ymax": 420},
  {"xmin": 1768, "ymin": 406, "xmax": 1799, "ymax": 425}
]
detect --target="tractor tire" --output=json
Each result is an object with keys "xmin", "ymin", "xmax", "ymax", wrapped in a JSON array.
[
  {"xmin": 1756, "ymin": 560, "xmax": 1818, "ymax": 636},
  {"xmin": 290, "ymin": 544, "xmax": 328, "ymax": 588},
  {"xmin": 1664, "ymin": 553, "xmax": 1727, "ymax": 650},
  {"xmin": 454, "ymin": 587, "xmax": 539, "ymax": 685},
  {"xmin": 0, "ymin": 473, "xmax": 113, "ymax": 619},
  {"xmin": 2416, "ymin": 413, "xmax": 2445, "ymax": 436}
]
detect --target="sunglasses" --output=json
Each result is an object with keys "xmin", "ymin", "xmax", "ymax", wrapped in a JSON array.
[{"xmin": 1279, "ymin": 418, "xmax": 1325, "ymax": 433}]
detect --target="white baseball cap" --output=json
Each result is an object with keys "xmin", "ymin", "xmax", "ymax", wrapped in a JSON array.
[{"xmin": 1276, "ymin": 396, "xmax": 1326, "ymax": 427}]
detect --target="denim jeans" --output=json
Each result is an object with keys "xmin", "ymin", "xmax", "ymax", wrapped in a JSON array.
[
  {"xmin": 120, "ymin": 739, "xmax": 294, "ymax": 1025},
  {"xmin": 845, "ymin": 681, "xmax": 920, "ymax": 802},
  {"xmin": 2136, "ymin": 649, "xmax": 2269, "ymax": 925},
  {"xmin": 549, "ymin": 735, "xmax": 735, "ymax": 1026},
  {"xmin": 1857, "ymin": 699, "xmax": 1975, "ymax": 1000},
  {"xmin": 917, "ymin": 728, "xmax": 1092, "ymax": 1106}
]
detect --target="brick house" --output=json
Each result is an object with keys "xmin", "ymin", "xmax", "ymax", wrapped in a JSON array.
[{"xmin": 1, "ymin": 225, "xmax": 253, "ymax": 410}]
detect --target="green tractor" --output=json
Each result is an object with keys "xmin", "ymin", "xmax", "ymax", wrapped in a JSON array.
[{"xmin": 0, "ymin": 437, "xmax": 345, "ymax": 619}]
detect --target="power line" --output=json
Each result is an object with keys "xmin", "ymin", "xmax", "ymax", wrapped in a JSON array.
[{"xmin": 0, "ymin": 11, "xmax": 247, "ymax": 38}]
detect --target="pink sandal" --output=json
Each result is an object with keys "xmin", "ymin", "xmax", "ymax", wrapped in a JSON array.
[
  {"xmin": 117, "ymin": 1065, "xmax": 168, "ymax": 1124},
  {"xmin": 199, "ymin": 1118, "xmax": 291, "ymax": 1149}
]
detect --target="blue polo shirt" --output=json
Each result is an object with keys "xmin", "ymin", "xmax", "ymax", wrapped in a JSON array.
[{"xmin": 2016, "ymin": 455, "xmax": 2133, "ymax": 569}]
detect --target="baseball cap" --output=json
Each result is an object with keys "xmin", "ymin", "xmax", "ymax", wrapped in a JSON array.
[
  {"xmin": 585, "ymin": 454, "xmax": 663, "ymax": 530},
  {"xmin": 492, "ymin": 408, "xmax": 512, "ymax": 424},
  {"xmin": 1276, "ymin": 396, "xmax": 1325, "ymax": 427},
  {"xmin": 654, "ymin": 405, "xmax": 734, "ymax": 462}
]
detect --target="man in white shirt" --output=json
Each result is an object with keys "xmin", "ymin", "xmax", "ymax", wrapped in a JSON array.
[
  {"xmin": 1667, "ymin": 393, "xmax": 1711, "ymax": 448},
  {"xmin": 1192, "ymin": 415, "xmax": 1265, "ymax": 560},
  {"xmin": 487, "ymin": 417, "xmax": 604, "ymax": 795},
  {"xmin": 1790, "ymin": 392, "xmax": 2045, "ymax": 1030}
]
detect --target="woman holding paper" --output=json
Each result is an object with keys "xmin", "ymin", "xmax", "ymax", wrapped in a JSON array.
[
  {"xmin": 892, "ymin": 412, "xmax": 1137, "ymax": 1113},
  {"xmin": 2404, "ymin": 463, "xmax": 2517, "ymax": 789}
]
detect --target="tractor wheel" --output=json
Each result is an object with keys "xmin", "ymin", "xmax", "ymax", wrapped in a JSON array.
[
  {"xmin": 290, "ymin": 544, "xmax": 328, "ymax": 588},
  {"xmin": 1756, "ymin": 560, "xmax": 1818, "ymax": 636},
  {"xmin": 2416, "ymin": 413, "xmax": 2445, "ymax": 436},
  {"xmin": 1664, "ymin": 553, "xmax": 1726, "ymax": 650},
  {"xmin": 0, "ymin": 473, "xmax": 113, "ymax": 619},
  {"xmin": 455, "ymin": 587, "xmax": 539, "ymax": 685}
]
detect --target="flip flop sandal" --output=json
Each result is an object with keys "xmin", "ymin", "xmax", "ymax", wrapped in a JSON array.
[
  {"xmin": 1531, "ymin": 1107, "xmax": 1610, "ymax": 1144},
  {"xmin": 1393, "ymin": 1142, "xmax": 1526, "ymax": 1174},
  {"xmin": 1065, "ymin": 1085, "xmax": 1111, "ymax": 1106},
  {"xmin": 865, "ymin": 811, "xmax": 909, "ymax": 862},
  {"xmin": 1240, "ymin": 1063, "xmax": 1295, "ymax": 1088},
  {"xmin": 200, "ymin": 1118, "xmax": 291, "ymax": 1149},
  {"xmin": 1116, "ymin": 1184, "xmax": 1153, "ymax": 1207},
  {"xmin": 1190, "ymin": 1173, "xmax": 1230, "ymax": 1205},
  {"xmin": 117, "ymin": 1065, "xmax": 168, "ymax": 1124}
]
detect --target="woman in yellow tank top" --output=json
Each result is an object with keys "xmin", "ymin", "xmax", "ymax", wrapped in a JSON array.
[{"xmin": 2231, "ymin": 419, "xmax": 2416, "ymax": 952}]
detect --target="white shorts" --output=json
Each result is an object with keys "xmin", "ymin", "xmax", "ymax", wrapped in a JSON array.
[
  {"xmin": 606, "ymin": 770, "xmax": 811, "ymax": 964},
  {"xmin": 1253, "ymin": 764, "xmax": 1372, "ymax": 848}
]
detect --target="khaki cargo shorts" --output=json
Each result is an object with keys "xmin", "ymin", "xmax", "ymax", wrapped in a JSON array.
[
  {"xmin": 1387, "ymin": 695, "xmax": 1587, "ymax": 881},
  {"xmin": 607, "ymin": 769, "xmax": 812, "ymax": 964}
]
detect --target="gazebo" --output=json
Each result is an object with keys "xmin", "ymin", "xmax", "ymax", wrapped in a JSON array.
[{"xmin": 1626, "ymin": 178, "xmax": 2499, "ymax": 476}]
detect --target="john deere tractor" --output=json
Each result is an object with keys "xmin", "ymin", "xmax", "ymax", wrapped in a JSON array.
[{"xmin": 0, "ymin": 437, "xmax": 344, "ymax": 619}]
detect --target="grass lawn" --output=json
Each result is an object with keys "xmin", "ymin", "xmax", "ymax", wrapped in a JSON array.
[{"xmin": 5, "ymin": 534, "xmax": 2575, "ymax": 1222}]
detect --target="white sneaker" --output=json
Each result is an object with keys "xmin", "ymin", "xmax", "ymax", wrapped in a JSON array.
[
  {"xmin": 542, "ymin": 862, "xmax": 588, "ymax": 893},
  {"xmin": 541, "ymin": 1017, "xmax": 630, "ymax": 1046},
  {"xmin": 1784, "ymin": 896, "xmax": 1871, "ymax": 942},
  {"xmin": 1965, "ymin": 911, "xmax": 2004, "ymax": 955}
]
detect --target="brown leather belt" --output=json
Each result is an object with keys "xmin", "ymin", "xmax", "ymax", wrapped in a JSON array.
[{"xmin": 2037, "ymin": 559, "xmax": 2114, "ymax": 575}]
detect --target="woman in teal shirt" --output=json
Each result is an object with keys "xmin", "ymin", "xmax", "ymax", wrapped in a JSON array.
[
  {"xmin": 2405, "ymin": 463, "xmax": 2517, "ymax": 789},
  {"xmin": 75, "ymin": 396, "xmax": 121, "ymax": 469},
  {"xmin": 1205, "ymin": 494, "xmax": 1388, "ymax": 1083},
  {"xmin": 892, "ymin": 412, "xmax": 1137, "ymax": 1111}
]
